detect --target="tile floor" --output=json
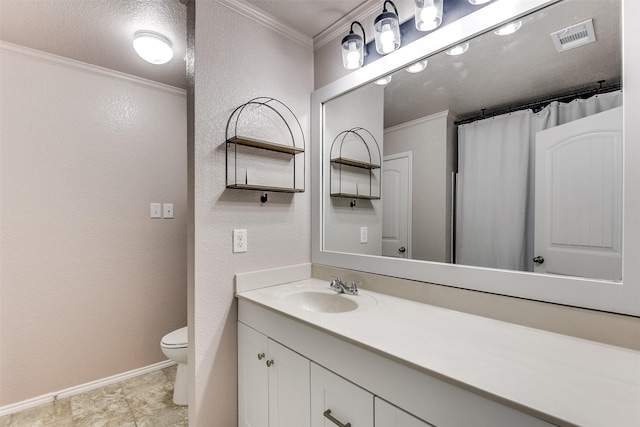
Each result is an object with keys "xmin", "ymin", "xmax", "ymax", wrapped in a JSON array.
[{"xmin": 0, "ymin": 365, "xmax": 187, "ymax": 427}]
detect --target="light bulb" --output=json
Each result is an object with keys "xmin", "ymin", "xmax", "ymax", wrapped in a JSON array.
[
  {"xmin": 406, "ymin": 60, "xmax": 427, "ymax": 73},
  {"xmin": 380, "ymin": 24, "xmax": 396, "ymax": 54},
  {"xmin": 420, "ymin": 5, "xmax": 437, "ymax": 23},
  {"xmin": 494, "ymin": 20, "xmax": 522, "ymax": 36},
  {"xmin": 345, "ymin": 45, "xmax": 361, "ymax": 70},
  {"xmin": 446, "ymin": 42, "xmax": 469, "ymax": 56}
]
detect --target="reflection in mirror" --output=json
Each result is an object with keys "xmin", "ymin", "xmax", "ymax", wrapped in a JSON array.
[{"xmin": 323, "ymin": 0, "xmax": 622, "ymax": 281}]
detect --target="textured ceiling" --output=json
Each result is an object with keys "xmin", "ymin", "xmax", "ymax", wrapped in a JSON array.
[
  {"xmin": 0, "ymin": 0, "xmax": 188, "ymax": 89},
  {"xmin": 244, "ymin": 0, "xmax": 371, "ymax": 39},
  {"xmin": 383, "ymin": 0, "xmax": 621, "ymax": 127}
]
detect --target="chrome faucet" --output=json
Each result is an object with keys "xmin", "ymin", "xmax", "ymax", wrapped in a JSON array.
[{"xmin": 329, "ymin": 277, "xmax": 359, "ymax": 295}]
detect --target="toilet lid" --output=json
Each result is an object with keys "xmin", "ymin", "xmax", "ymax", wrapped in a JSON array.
[{"xmin": 161, "ymin": 326, "xmax": 188, "ymax": 348}]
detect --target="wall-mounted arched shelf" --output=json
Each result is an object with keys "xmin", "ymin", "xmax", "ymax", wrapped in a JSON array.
[
  {"xmin": 225, "ymin": 97, "xmax": 305, "ymax": 194},
  {"xmin": 329, "ymin": 127, "xmax": 381, "ymax": 200}
]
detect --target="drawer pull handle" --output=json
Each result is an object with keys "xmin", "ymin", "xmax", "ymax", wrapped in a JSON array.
[
  {"xmin": 257, "ymin": 353, "xmax": 265, "ymax": 360},
  {"xmin": 266, "ymin": 359, "xmax": 275, "ymax": 367},
  {"xmin": 323, "ymin": 409, "xmax": 351, "ymax": 427}
]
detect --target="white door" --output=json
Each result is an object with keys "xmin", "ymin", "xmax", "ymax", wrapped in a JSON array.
[
  {"xmin": 382, "ymin": 153, "xmax": 412, "ymax": 258},
  {"xmin": 534, "ymin": 107, "xmax": 622, "ymax": 280},
  {"xmin": 268, "ymin": 340, "xmax": 311, "ymax": 427},
  {"xmin": 238, "ymin": 322, "xmax": 269, "ymax": 427}
]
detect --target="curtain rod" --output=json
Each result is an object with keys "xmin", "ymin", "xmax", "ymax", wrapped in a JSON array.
[{"xmin": 454, "ymin": 81, "xmax": 622, "ymax": 126}]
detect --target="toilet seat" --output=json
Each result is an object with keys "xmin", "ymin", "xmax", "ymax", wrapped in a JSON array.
[{"xmin": 161, "ymin": 326, "xmax": 187, "ymax": 349}]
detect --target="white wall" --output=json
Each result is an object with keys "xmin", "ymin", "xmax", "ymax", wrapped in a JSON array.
[
  {"xmin": 384, "ymin": 111, "xmax": 454, "ymax": 262},
  {"xmin": 323, "ymin": 83, "xmax": 384, "ymax": 255},
  {"xmin": 191, "ymin": 2, "xmax": 313, "ymax": 424},
  {"xmin": 0, "ymin": 44, "xmax": 187, "ymax": 406}
]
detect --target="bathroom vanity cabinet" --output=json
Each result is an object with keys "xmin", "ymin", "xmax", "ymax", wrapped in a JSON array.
[
  {"xmin": 237, "ymin": 296, "xmax": 553, "ymax": 427},
  {"xmin": 238, "ymin": 322, "xmax": 310, "ymax": 427}
]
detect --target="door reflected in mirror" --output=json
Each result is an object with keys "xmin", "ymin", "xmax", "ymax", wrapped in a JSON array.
[{"xmin": 322, "ymin": 0, "xmax": 622, "ymax": 281}]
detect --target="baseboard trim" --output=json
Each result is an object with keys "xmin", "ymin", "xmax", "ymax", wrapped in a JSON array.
[{"xmin": 0, "ymin": 360, "xmax": 176, "ymax": 417}]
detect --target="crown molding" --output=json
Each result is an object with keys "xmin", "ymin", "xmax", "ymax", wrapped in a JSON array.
[
  {"xmin": 215, "ymin": 0, "xmax": 313, "ymax": 49},
  {"xmin": 0, "ymin": 42, "xmax": 186, "ymax": 97},
  {"xmin": 384, "ymin": 110, "xmax": 449, "ymax": 133},
  {"xmin": 313, "ymin": 0, "xmax": 380, "ymax": 50}
]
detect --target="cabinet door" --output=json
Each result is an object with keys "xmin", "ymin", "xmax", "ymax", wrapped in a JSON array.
[
  {"xmin": 268, "ymin": 340, "xmax": 311, "ymax": 427},
  {"xmin": 238, "ymin": 322, "xmax": 269, "ymax": 427},
  {"xmin": 311, "ymin": 363, "xmax": 373, "ymax": 427},
  {"xmin": 375, "ymin": 397, "xmax": 434, "ymax": 427}
]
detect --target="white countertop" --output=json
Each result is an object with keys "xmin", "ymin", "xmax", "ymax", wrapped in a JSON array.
[{"xmin": 236, "ymin": 278, "xmax": 640, "ymax": 427}]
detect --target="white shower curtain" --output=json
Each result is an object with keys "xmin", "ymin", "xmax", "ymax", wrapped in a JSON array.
[{"xmin": 455, "ymin": 90, "xmax": 622, "ymax": 271}]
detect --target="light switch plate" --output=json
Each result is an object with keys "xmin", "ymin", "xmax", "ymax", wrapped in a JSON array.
[
  {"xmin": 163, "ymin": 203, "xmax": 174, "ymax": 219},
  {"xmin": 150, "ymin": 203, "xmax": 162, "ymax": 219}
]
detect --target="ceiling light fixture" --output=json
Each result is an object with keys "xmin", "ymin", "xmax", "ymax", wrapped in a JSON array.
[
  {"xmin": 374, "ymin": 75, "xmax": 393, "ymax": 86},
  {"xmin": 133, "ymin": 31, "xmax": 174, "ymax": 64},
  {"xmin": 494, "ymin": 20, "xmax": 522, "ymax": 36},
  {"xmin": 374, "ymin": 0, "xmax": 401, "ymax": 55},
  {"xmin": 415, "ymin": 0, "xmax": 443, "ymax": 32},
  {"xmin": 445, "ymin": 42, "xmax": 469, "ymax": 56},
  {"xmin": 341, "ymin": 21, "xmax": 367, "ymax": 70},
  {"xmin": 406, "ymin": 59, "xmax": 428, "ymax": 73},
  {"xmin": 468, "ymin": 0, "xmax": 492, "ymax": 4}
]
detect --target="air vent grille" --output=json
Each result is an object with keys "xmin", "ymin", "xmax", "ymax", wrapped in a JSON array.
[{"xmin": 550, "ymin": 19, "xmax": 596, "ymax": 52}]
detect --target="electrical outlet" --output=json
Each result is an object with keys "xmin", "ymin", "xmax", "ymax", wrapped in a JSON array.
[
  {"xmin": 150, "ymin": 203, "xmax": 162, "ymax": 219},
  {"xmin": 360, "ymin": 227, "xmax": 368, "ymax": 244},
  {"xmin": 233, "ymin": 229, "xmax": 248, "ymax": 253}
]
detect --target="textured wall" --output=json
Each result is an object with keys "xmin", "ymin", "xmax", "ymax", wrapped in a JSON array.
[
  {"xmin": 0, "ymin": 45, "xmax": 187, "ymax": 405},
  {"xmin": 323, "ymin": 83, "xmax": 384, "ymax": 255},
  {"xmin": 384, "ymin": 111, "xmax": 452, "ymax": 262},
  {"xmin": 191, "ymin": 2, "xmax": 313, "ymax": 425}
]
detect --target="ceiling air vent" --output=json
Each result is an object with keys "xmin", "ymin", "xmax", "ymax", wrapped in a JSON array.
[{"xmin": 550, "ymin": 19, "xmax": 596, "ymax": 53}]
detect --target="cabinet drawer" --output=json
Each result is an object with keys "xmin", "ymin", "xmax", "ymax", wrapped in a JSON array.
[
  {"xmin": 311, "ymin": 363, "xmax": 373, "ymax": 427},
  {"xmin": 375, "ymin": 397, "xmax": 434, "ymax": 427}
]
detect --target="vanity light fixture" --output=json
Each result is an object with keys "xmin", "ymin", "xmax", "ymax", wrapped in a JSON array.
[
  {"xmin": 415, "ymin": 0, "xmax": 443, "ymax": 32},
  {"xmin": 341, "ymin": 21, "xmax": 367, "ymax": 70},
  {"xmin": 445, "ymin": 42, "xmax": 469, "ymax": 56},
  {"xmin": 133, "ymin": 31, "xmax": 174, "ymax": 64},
  {"xmin": 406, "ymin": 59, "xmax": 427, "ymax": 73},
  {"xmin": 468, "ymin": 0, "xmax": 492, "ymax": 4},
  {"xmin": 374, "ymin": 75, "xmax": 393, "ymax": 86},
  {"xmin": 494, "ymin": 20, "xmax": 522, "ymax": 36},
  {"xmin": 374, "ymin": 0, "xmax": 401, "ymax": 55}
]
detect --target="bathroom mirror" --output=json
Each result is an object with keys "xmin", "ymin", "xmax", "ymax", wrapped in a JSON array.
[{"xmin": 311, "ymin": 0, "xmax": 640, "ymax": 316}]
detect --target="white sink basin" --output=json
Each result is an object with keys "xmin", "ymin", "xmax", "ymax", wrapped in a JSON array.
[
  {"xmin": 284, "ymin": 291, "xmax": 358, "ymax": 313},
  {"xmin": 275, "ymin": 285, "xmax": 377, "ymax": 313}
]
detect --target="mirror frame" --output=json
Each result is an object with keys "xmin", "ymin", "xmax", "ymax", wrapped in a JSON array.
[{"xmin": 311, "ymin": 0, "xmax": 640, "ymax": 316}]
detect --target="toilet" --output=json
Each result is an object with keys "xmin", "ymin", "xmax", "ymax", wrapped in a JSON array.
[{"xmin": 161, "ymin": 326, "xmax": 188, "ymax": 405}]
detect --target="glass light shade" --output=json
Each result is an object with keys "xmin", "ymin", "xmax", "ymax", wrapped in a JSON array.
[
  {"xmin": 406, "ymin": 59, "xmax": 428, "ymax": 73},
  {"xmin": 374, "ymin": 12, "xmax": 401, "ymax": 54},
  {"xmin": 494, "ymin": 20, "xmax": 522, "ymax": 36},
  {"xmin": 374, "ymin": 75, "xmax": 392, "ymax": 86},
  {"xmin": 445, "ymin": 42, "xmax": 469, "ymax": 56},
  {"xmin": 468, "ymin": 0, "xmax": 492, "ymax": 4},
  {"xmin": 341, "ymin": 33, "xmax": 364, "ymax": 70},
  {"xmin": 133, "ymin": 31, "xmax": 174, "ymax": 64},
  {"xmin": 415, "ymin": 0, "xmax": 443, "ymax": 32}
]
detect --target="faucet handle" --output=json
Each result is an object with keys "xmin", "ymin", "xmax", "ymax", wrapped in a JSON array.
[{"xmin": 348, "ymin": 280, "xmax": 361, "ymax": 294}]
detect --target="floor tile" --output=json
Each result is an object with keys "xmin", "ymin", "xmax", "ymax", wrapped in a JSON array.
[
  {"xmin": 8, "ymin": 398, "xmax": 72, "ymax": 427},
  {"xmin": 4, "ymin": 366, "xmax": 187, "ymax": 427},
  {"xmin": 70, "ymin": 384, "xmax": 135, "ymax": 427}
]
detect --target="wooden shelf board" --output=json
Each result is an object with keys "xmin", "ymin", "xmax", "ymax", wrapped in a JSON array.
[
  {"xmin": 330, "ymin": 193, "xmax": 380, "ymax": 200},
  {"xmin": 228, "ymin": 184, "xmax": 305, "ymax": 193},
  {"xmin": 227, "ymin": 136, "xmax": 304, "ymax": 154},
  {"xmin": 331, "ymin": 157, "xmax": 380, "ymax": 169}
]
